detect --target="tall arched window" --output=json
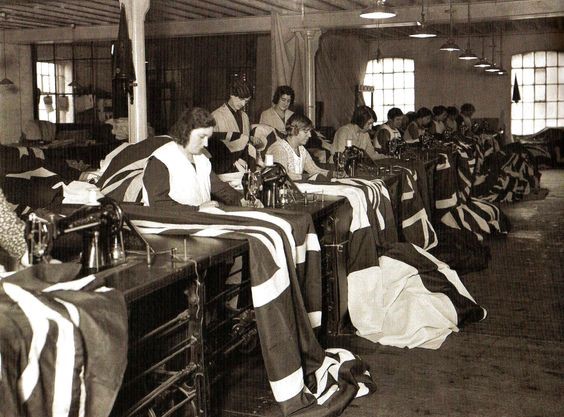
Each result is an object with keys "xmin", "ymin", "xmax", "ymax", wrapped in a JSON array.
[
  {"xmin": 363, "ymin": 58, "xmax": 415, "ymax": 122},
  {"xmin": 511, "ymin": 51, "xmax": 564, "ymax": 135}
]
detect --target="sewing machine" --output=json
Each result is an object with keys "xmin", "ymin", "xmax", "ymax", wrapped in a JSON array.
[
  {"xmin": 26, "ymin": 197, "xmax": 126, "ymax": 274},
  {"xmin": 333, "ymin": 145, "xmax": 367, "ymax": 177},
  {"xmin": 242, "ymin": 163, "xmax": 302, "ymax": 208}
]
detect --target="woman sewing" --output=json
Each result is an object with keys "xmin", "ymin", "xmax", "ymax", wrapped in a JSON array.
[
  {"xmin": 142, "ymin": 107, "xmax": 244, "ymax": 209},
  {"xmin": 403, "ymin": 107, "xmax": 433, "ymax": 144},
  {"xmin": 266, "ymin": 113, "xmax": 329, "ymax": 181}
]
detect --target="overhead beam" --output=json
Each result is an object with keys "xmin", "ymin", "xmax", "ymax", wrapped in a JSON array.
[{"xmin": 5, "ymin": 0, "xmax": 564, "ymax": 43}]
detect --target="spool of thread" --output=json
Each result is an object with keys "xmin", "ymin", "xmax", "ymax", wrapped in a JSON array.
[
  {"xmin": 265, "ymin": 154, "xmax": 274, "ymax": 166},
  {"xmin": 346, "ymin": 139, "xmax": 353, "ymax": 147}
]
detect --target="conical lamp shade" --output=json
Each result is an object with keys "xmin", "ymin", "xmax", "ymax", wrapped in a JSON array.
[
  {"xmin": 440, "ymin": 39, "xmax": 461, "ymax": 52},
  {"xmin": 474, "ymin": 57, "xmax": 491, "ymax": 68},
  {"xmin": 360, "ymin": 1, "xmax": 396, "ymax": 19},
  {"xmin": 512, "ymin": 75, "xmax": 521, "ymax": 103},
  {"xmin": 410, "ymin": 24, "xmax": 437, "ymax": 38},
  {"xmin": 459, "ymin": 49, "xmax": 479, "ymax": 60}
]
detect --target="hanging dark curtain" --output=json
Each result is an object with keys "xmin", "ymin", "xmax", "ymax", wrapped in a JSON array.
[
  {"xmin": 112, "ymin": 5, "xmax": 136, "ymax": 117},
  {"xmin": 512, "ymin": 74, "xmax": 521, "ymax": 103}
]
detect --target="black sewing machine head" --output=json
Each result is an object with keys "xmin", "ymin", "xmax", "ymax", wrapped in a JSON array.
[
  {"xmin": 26, "ymin": 197, "xmax": 126, "ymax": 274},
  {"xmin": 334, "ymin": 145, "xmax": 365, "ymax": 177},
  {"xmin": 242, "ymin": 163, "xmax": 302, "ymax": 208}
]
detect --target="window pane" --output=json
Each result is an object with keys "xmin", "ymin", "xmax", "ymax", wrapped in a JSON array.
[
  {"xmin": 522, "ymin": 52, "xmax": 534, "ymax": 68},
  {"xmin": 383, "ymin": 73, "xmax": 393, "ymax": 87},
  {"xmin": 512, "ymin": 119, "xmax": 522, "ymax": 135},
  {"xmin": 404, "ymin": 59, "xmax": 414, "ymax": 71},
  {"xmin": 547, "ymin": 85, "xmax": 558, "ymax": 101},
  {"xmin": 546, "ymin": 119, "xmax": 557, "ymax": 127},
  {"xmin": 546, "ymin": 102, "xmax": 557, "ymax": 118},
  {"xmin": 364, "ymin": 73, "xmax": 374, "ymax": 86},
  {"xmin": 393, "ymin": 58, "xmax": 404, "ymax": 72},
  {"xmin": 547, "ymin": 51, "xmax": 558, "ymax": 66},
  {"xmin": 535, "ymin": 85, "xmax": 546, "ymax": 101},
  {"xmin": 394, "ymin": 89, "xmax": 405, "ymax": 104},
  {"xmin": 404, "ymin": 73, "xmax": 414, "ymax": 88},
  {"xmin": 511, "ymin": 69, "xmax": 523, "ymax": 85},
  {"xmin": 547, "ymin": 67, "xmax": 557, "ymax": 84},
  {"xmin": 383, "ymin": 59, "xmax": 394, "ymax": 72},
  {"xmin": 559, "ymin": 67, "xmax": 564, "ymax": 83},
  {"xmin": 522, "ymin": 68, "xmax": 534, "ymax": 85},
  {"xmin": 363, "ymin": 91, "xmax": 372, "ymax": 106},
  {"xmin": 366, "ymin": 60, "xmax": 373, "ymax": 74},
  {"xmin": 374, "ymin": 73, "xmax": 383, "ymax": 88},
  {"xmin": 534, "ymin": 51, "xmax": 546, "ymax": 67},
  {"xmin": 559, "ymin": 85, "xmax": 564, "ymax": 101},
  {"xmin": 523, "ymin": 85, "xmax": 535, "ymax": 102},
  {"xmin": 559, "ymin": 52, "xmax": 564, "ymax": 66},
  {"xmin": 375, "ymin": 89, "xmax": 383, "ymax": 104},
  {"xmin": 512, "ymin": 102, "xmax": 523, "ymax": 119},
  {"xmin": 393, "ymin": 73, "xmax": 404, "ymax": 88},
  {"xmin": 534, "ymin": 119, "xmax": 545, "ymax": 132},
  {"xmin": 523, "ymin": 102, "xmax": 534, "ymax": 117},
  {"xmin": 535, "ymin": 69, "xmax": 546, "ymax": 84},
  {"xmin": 383, "ymin": 89, "xmax": 394, "ymax": 105},
  {"xmin": 404, "ymin": 89, "xmax": 415, "ymax": 106},
  {"xmin": 559, "ymin": 102, "xmax": 564, "ymax": 118},
  {"xmin": 511, "ymin": 54, "xmax": 522, "ymax": 69},
  {"xmin": 534, "ymin": 103, "xmax": 545, "ymax": 118},
  {"xmin": 373, "ymin": 60, "xmax": 383, "ymax": 73},
  {"xmin": 522, "ymin": 119, "xmax": 534, "ymax": 134}
]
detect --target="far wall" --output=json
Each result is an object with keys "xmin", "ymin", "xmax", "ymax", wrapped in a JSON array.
[
  {"xmin": 367, "ymin": 31, "xmax": 564, "ymax": 139},
  {"xmin": 0, "ymin": 44, "xmax": 34, "ymax": 144}
]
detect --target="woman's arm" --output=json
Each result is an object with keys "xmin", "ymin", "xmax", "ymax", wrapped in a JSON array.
[
  {"xmin": 210, "ymin": 171, "xmax": 243, "ymax": 206},
  {"xmin": 303, "ymin": 149, "xmax": 329, "ymax": 177},
  {"xmin": 143, "ymin": 157, "xmax": 197, "ymax": 210}
]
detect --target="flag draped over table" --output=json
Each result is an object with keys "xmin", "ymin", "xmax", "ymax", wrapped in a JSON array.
[
  {"xmin": 123, "ymin": 204, "xmax": 375, "ymax": 416},
  {"xmin": 0, "ymin": 264, "xmax": 128, "ymax": 417}
]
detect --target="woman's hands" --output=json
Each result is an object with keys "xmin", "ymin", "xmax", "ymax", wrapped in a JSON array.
[{"xmin": 198, "ymin": 200, "xmax": 220, "ymax": 210}]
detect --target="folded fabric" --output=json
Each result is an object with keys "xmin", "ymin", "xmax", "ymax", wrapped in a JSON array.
[{"xmin": 61, "ymin": 181, "xmax": 104, "ymax": 205}]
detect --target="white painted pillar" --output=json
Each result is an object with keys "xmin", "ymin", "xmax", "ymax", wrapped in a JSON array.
[
  {"xmin": 120, "ymin": 0, "xmax": 149, "ymax": 143},
  {"xmin": 303, "ymin": 29, "xmax": 321, "ymax": 126}
]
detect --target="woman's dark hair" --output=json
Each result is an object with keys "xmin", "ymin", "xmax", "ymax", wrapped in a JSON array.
[
  {"xmin": 387, "ymin": 107, "xmax": 404, "ymax": 120},
  {"xmin": 286, "ymin": 113, "xmax": 313, "ymax": 137},
  {"xmin": 416, "ymin": 107, "xmax": 433, "ymax": 119},
  {"xmin": 169, "ymin": 107, "xmax": 216, "ymax": 147},
  {"xmin": 272, "ymin": 85, "xmax": 295, "ymax": 105},
  {"xmin": 460, "ymin": 103, "xmax": 476, "ymax": 114},
  {"xmin": 351, "ymin": 105, "xmax": 375, "ymax": 128},
  {"xmin": 447, "ymin": 106, "xmax": 459, "ymax": 117},
  {"xmin": 229, "ymin": 79, "xmax": 252, "ymax": 99},
  {"xmin": 432, "ymin": 105, "xmax": 447, "ymax": 117}
]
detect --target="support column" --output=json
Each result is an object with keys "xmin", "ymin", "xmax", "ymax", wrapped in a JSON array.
[
  {"xmin": 120, "ymin": 0, "xmax": 150, "ymax": 143},
  {"xmin": 303, "ymin": 29, "xmax": 321, "ymax": 126}
]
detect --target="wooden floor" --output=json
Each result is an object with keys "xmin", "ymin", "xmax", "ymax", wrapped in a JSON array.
[{"xmin": 219, "ymin": 169, "xmax": 564, "ymax": 417}]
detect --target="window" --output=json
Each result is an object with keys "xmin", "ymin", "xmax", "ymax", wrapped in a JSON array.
[
  {"xmin": 363, "ymin": 58, "xmax": 415, "ymax": 122},
  {"xmin": 34, "ymin": 42, "xmax": 112, "ymax": 124},
  {"xmin": 511, "ymin": 51, "xmax": 564, "ymax": 135}
]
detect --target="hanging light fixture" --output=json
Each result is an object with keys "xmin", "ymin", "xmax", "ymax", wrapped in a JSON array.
[
  {"xmin": 360, "ymin": 0, "xmax": 396, "ymax": 19},
  {"xmin": 458, "ymin": 1, "xmax": 478, "ymax": 60},
  {"xmin": 410, "ymin": 0, "xmax": 436, "ymax": 38},
  {"xmin": 496, "ymin": 29, "xmax": 507, "ymax": 75},
  {"xmin": 473, "ymin": 37, "xmax": 491, "ymax": 68},
  {"xmin": 0, "ymin": 13, "xmax": 14, "ymax": 86},
  {"xmin": 67, "ymin": 24, "xmax": 82, "ymax": 89},
  {"xmin": 439, "ymin": 0, "xmax": 461, "ymax": 52},
  {"xmin": 485, "ymin": 31, "xmax": 500, "ymax": 72}
]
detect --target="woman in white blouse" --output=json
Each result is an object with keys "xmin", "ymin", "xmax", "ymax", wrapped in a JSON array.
[{"xmin": 266, "ymin": 113, "xmax": 329, "ymax": 181}]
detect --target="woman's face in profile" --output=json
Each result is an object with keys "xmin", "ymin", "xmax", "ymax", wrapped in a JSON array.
[{"xmin": 186, "ymin": 127, "xmax": 214, "ymax": 154}]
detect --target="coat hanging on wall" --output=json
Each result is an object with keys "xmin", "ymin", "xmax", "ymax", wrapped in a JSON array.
[
  {"xmin": 512, "ymin": 74, "xmax": 521, "ymax": 103},
  {"xmin": 112, "ymin": 4, "xmax": 136, "ymax": 113}
]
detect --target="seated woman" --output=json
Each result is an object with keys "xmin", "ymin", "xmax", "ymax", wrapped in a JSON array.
[
  {"xmin": 403, "ymin": 107, "xmax": 432, "ymax": 144},
  {"xmin": 430, "ymin": 105, "xmax": 448, "ymax": 135},
  {"xmin": 333, "ymin": 105, "xmax": 385, "ymax": 161},
  {"xmin": 457, "ymin": 102, "xmax": 476, "ymax": 134},
  {"xmin": 259, "ymin": 85, "xmax": 295, "ymax": 134},
  {"xmin": 376, "ymin": 107, "xmax": 404, "ymax": 153},
  {"xmin": 0, "ymin": 188, "xmax": 28, "ymax": 271},
  {"xmin": 445, "ymin": 106, "xmax": 459, "ymax": 133},
  {"xmin": 142, "ymin": 107, "xmax": 243, "ymax": 210},
  {"xmin": 266, "ymin": 113, "xmax": 329, "ymax": 181}
]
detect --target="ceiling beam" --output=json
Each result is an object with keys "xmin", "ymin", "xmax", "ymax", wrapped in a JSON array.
[{"xmin": 5, "ymin": 0, "xmax": 563, "ymax": 43}]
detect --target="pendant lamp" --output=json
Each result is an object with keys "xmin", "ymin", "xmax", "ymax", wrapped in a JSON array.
[
  {"xmin": 496, "ymin": 30, "xmax": 507, "ymax": 75},
  {"xmin": 67, "ymin": 24, "xmax": 82, "ymax": 89},
  {"xmin": 410, "ymin": 0, "xmax": 436, "ymax": 38},
  {"xmin": 360, "ymin": 0, "xmax": 396, "ymax": 19},
  {"xmin": 485, "ymin": 32, "xmax": 500, "ymax": 72},
  {"xmin": 458, "ymin": 2, "xmax": 478, "ymax": 60},
  {"xmin": 0, "ymin": 13, "xmax": 14, "ymax": 86},
  {"xmin": 473, "ymin": 38, "xmax": 491, "ymax": 68},
  {"xmin": 440, "ymin": 0, "xmax": 460, "ymax": 52}
]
